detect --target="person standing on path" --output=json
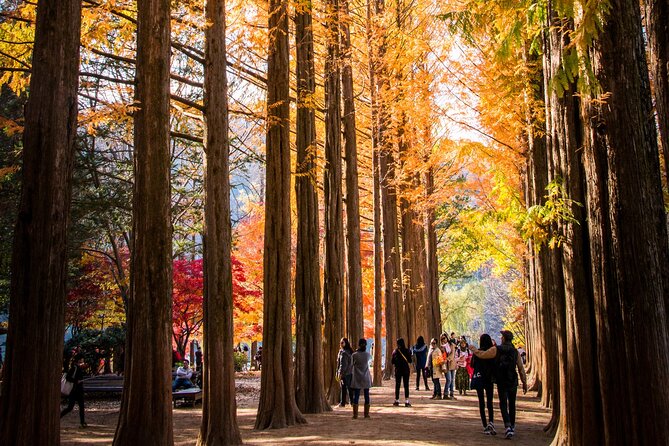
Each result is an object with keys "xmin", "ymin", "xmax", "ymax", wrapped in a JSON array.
[
  {"xmin": 350, "ymin": 338, "xmax": 372, "ymax": 419},
  {"xmin": 336, "ymin": 337, "xmax": 354, "ymax": 407},
  {"xmin": 391, "ymin": 338, "xmax": 413, "ymax": 407},
  {"xmin": 60, "ymin": 354, "xmax": 87, "ymax": 428},
  {"xmin": 455, "ymin": 337, "xmax": 471, "ymax": 395},
  {"xmin": 427, "ymin": 338, "xmax": 443, "ymax": 399},
  {"xmin": 441, "ymin": 334, "xmax": 457, "ymax": 400},
  {"xmin": 471, "ymin": 330, "xmax": 527, "ymax": 439},
  {"xmin": 470, "ymin": 334, "xmax": 496, "ymax": 435},
  {"xmin": 411, "ymin": 336, "xmax": 430, "ymax": 391}
]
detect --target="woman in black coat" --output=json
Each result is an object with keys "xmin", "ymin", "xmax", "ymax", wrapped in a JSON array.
[
  {"xmin": 61, "ymin": 355, "xmax": 87, "ymax": 427},
  {"xmin": 471, "ymin": 334, "xmax": 496, "ymax": 435},
  {"xmin": 391, "ymin": 338, "xmax": 412, "ymax": 407}
]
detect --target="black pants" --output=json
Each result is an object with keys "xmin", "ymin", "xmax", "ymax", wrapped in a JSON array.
[
  {"xmin": 340, "ymin": 374, "xmax": 353, "ymax": 405},
  {"xmin": 395, "ymin": 372, "xmax": 410, "ymax": 400},
  {"xmin": 61, "ymin": 385, "xmax": 85, "ymax": 425},
  {"xmin": 476, "ymin": 382, "xmax": 494, "ymax": 427},
  {"xmin": 415, "ymin": 367, "xmax": 429, "ymax": 390},
  {"xmin": 498, "ymin": 384, "xmax": 517, "ymax": 428}
]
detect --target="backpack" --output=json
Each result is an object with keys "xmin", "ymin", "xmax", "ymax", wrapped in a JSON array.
[{"xmin": 495, "ymin": 344, "xmax": 518, "ymax": 387}]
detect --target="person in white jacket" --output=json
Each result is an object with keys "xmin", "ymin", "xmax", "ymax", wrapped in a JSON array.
[{"xmin": 172, "ymin": 359, "xmax": 194, "ymax": 391}]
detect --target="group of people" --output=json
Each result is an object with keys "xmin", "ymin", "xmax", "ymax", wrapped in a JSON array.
[{"xmin": 336, "ymin": 330, "xmax": 528, "ymax": 439}]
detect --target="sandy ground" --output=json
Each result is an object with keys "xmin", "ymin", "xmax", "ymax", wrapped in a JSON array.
[{"xmin": 61, "ymin": 372, "xmax": 552, "ymax": 445}]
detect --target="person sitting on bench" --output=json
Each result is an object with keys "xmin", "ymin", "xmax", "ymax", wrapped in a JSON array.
[{"xmin": 172, "ymin": 359, "xmax": 194, "ymax": 391}]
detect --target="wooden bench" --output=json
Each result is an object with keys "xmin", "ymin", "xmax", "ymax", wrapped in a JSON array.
[
  {"xmin": 172, "ymin": 387, "xmax": 202, "ymax": 407},
  {"xmin": 82, "ymin": 374, "xmax": 124, "ymax": 394}
]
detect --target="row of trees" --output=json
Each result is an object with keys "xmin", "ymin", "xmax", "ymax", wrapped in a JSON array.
[
  {"xmin": 443, "ymin": 0, "xmax": 669, "ymax": 443},
  {"xmin": 0, "ymin": 0, "xmax": 456, "ymax": 443}
]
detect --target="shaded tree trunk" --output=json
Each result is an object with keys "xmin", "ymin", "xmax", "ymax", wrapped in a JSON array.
[
  {"xmin": 254, "ymin": 0, "xmax": 306, "ymax": 429},
  {"xmin": 294, "ymin": 0, "xmax": 330, "ymax": 414},
  {"xmin": 341, "ymin": 0, "xmax": 364, "ymax": 345},
  {"xmin": 322, "ymin": 0, "xmax": 346, "ymax": 405},
  {"xmin": 197, "ymin": 0, "xmax": 242, "ymax": 443},
  {"xmin": 0, "ymin": 1, "xmax": 81, "ymax": 444},
  {"xmin": 579, "ymin": 0, "xmax": 669, "ymax": 442},
  {"xmin": 109, "ymin": 2, "xmax": 173, "ymax": 445},
  {"xmin": 113, "ymin": 0, "xmax": 173, "ymax": 444}
]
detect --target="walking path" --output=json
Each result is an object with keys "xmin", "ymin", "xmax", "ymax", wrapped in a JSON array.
[{"xmin": 61, "ymin": 374, "xmax": 552, "ymax": 445}]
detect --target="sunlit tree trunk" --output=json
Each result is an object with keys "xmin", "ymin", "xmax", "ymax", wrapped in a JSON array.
[
  {"xmin": 0, "ymin": 1, "xmax": 81, "ymax": 444},
  {"xmin": 367, "ymin": 0, "xmax": 384, "ymax": 386},
  {"xmin": 197, "ymin": 0, "xmax": 241, "ymax": 443},
  {"xmin": 294, "ymin": 0, "xmax": 330, "ymax": 414},
  {"xmin": 644, "ymin": 0, "xmax": 669, "ymax": 184},
  {"xmin": 341, "ymin": 0, "xmax": 364, "ymax": 345},
  {"xmin": 114, "ymin": 0, "xmax": 173, "ymax": 444},
  {"xmin": 255, "ymin": 0, "xmax": 305, "ymax": 430},
  {"xmin": 322, "ymin": 0, "xmax": 346, "ymax": 405},
  {"xmin": 424, "ymin": 164, "xmax": 441, "ymax": 339}
]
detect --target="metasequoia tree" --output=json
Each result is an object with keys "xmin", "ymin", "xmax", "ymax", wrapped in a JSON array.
[
  {"xmin": 113, "ymin": 0, "xmax": 173, "ymax": 444},
  {"xmin": 577, "ymin": 0, "xmax": 669, "ymax": 442},
  {"xmin": 322, "ymin": 0, "xmax": 346, "ymax": 403},
  {"xmin": 197, "ymin": 0, "xmax": 242, "ymax": 443},
  {"xmin": 294, "ymin": 0, "xmax": 330, "ymax": 414},
  {"xmin": 372, "ymin": 0, "xmax": 406, "ymax": 378},
  {"xmin": 341, "ymin": 0, "xmax": 364, "ymax": 344},
  {"xmin": 255, "ymin": 0, "xmax": 306, "ymax": 429},
  {"xmin": 0, "ymin": 0, "xmax": 81, "ymax": 444},
  {"xmin": 643, "ymin": 0, "xmax": 669, "ymax": 182},
  {"xmin": 367, "ymin": 0, "xmax": 384, "ymax": 387}
]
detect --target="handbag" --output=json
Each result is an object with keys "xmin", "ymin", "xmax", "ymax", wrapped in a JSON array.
[
  {"xmin": 61, "ymin": 373, "xmax": 74, "ymax": 396},
  {"xmin": 470, "ymin": 370, "xmax": 483, "ymax": 390}
]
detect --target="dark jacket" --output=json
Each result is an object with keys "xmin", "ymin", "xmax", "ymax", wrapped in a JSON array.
[
  {"xmin": 391, "ymin": 347, "xmax": 412, "ymax": 376},
  {"xmin": 412, "ymin": 343, "xmax": 428, "ymax": 370},
  {"xmin": 471, "ymin": 353, "xmax": 495, "ymax": 385}
]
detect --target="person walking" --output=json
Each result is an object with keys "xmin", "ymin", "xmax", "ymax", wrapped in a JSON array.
[
  {"xmin": 470, "ymin": 334, "xmax": 496, "ymax": 435},
  {"xmin": 60, "ymin": 354, "xmax": 87, "ymax": 428},
  {"xmin": 455, "ymin": 337, "xmax": 471, "ymax": 395},
  {"xmin": 391, "ymin": 338, "xmax": 412, "ymax": 407},
  {"xmin": 350, "ymin": 338, "xmax": 373, "ymax": 419},
  {"xmin": 471, "ymin": 330, "xmax": 527, "ymax": 439},
  {"xmin": 427, "ymin": 338, "xmax": 443, "ymax": 399},
  {"xmin": 336, "ymin": 337, "xmax": 354, "ymax": 407},
  {"xmin": 411, "ymin": 336, "xmax": 430, "ymax": 391}
]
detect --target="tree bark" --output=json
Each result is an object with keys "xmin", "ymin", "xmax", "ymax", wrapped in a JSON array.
[
  {"xmin": 341, "ymin": 0, "xmax": 364, "ymax": 345},
  {"xmin": 579, "ymin": 0, "xmax": 669, "ymax": 443},
  {"xmin": 322, "ymin": 0, "xmax": 346, "ymax": 405},
  {"xmin": 0, "ymin": 1, "xmax": 81, "ymax": 444},
  {"xmin": 367, "ymin": 0, "xmax": 384, "ymax": 386},
  {"xmin": 113, "ymin": 0, "xmax": 173, "ymax": 444},
  {"xmin": 255, "ymin": 0, "xmax": 306, "ymax": 429},
  {"xmin": 294, "ymin": 0, "xmax": 330, "ymax": 414},
  {"xmin": 197, "ymin": 0, "xmax": 242, "ymax": 443},
  {"xmin": 424, "ymin": 165, "xmax": 441, "ymax": 339},
  {"xmin": 644, "ymin": 0, "xmax": 669, "ymax": 184}
]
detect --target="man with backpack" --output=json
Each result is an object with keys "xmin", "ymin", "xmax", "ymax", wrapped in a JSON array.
[{"xmin": 470, "ymin": 330, "xmax": 527, "ymax": 439}]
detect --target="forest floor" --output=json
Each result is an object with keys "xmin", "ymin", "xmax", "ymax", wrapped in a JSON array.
[{"xmin": 61, "ymin": 371, "xmax": 552, "ymax": 445}]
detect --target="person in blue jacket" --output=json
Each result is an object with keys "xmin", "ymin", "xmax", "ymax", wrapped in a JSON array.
[{"xmin": 411, "ymin": 336, "xmax": 430, "ymax": 391}]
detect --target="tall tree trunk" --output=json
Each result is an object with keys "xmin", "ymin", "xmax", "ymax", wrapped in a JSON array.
[
  {"xmin": 424, "ymin": 164, "xmax": 441, "ymax": 339},
  {"xmin": 368, "ymin": 0, "xmax": 384, "ymax": 387},
  {"xmin": 0, "ymin": 1, "xmax": 81, "ymax": 444},
  {"xmin": 644, "ymin": 0, "xmax": 669, "ymax": 183},
  {"xmin": 323, "ymin": 0, "xmax": 346, "ymax": 405},
  {"xmin": 114, "ymin": 0, "xmax": 173, "ymax": 444},
  {"xmin": 294, "ymin": 0, "xmax": 329, "ymax": 414},
  {"xmin": 579, "ymin": 0, "xmax": 669, "ymax": 443},
  {"xmin": 198, "ymin": 0, "xmax": 241, "ymax": 443},
  {"xmin": 255, "ymin": 0, "xmax": 305, "ymax": 430},
  {"xmin": 341, "ymin": 0, "xmax": 364, "ymax": 345}
]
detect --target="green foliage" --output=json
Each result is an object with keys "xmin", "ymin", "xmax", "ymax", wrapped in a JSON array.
[
  {"xmin": 233, "ymin": 351, "xmax": 248, "ymax": 372},
  {"xmin": 522, "ymin": 177, "xmax": 582, "ymax": 248},
  {"xmin": 63, "ymin": 326, "xmax": 126, "ymax": 374},
  {"xmin": 441, "ymin": 282, "xmax": 486, "ymax": 336}
]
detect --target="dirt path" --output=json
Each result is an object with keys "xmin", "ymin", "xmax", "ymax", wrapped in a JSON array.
[{"xmin": 61, "ymin": 374, "xmax": 552, "ymax": 445}]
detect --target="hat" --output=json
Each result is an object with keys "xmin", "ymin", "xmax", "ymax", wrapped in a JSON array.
[
  {"xmin": 183, "ymin": 359, "xmax": 189, "ymax": 364},
  {"xmin": 500, "ymin": 330, "xmax": 514, "ymax": 342}
]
